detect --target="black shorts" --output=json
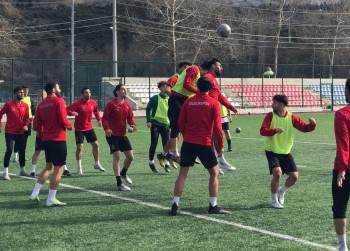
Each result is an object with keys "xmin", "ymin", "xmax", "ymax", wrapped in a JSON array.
[
  {"xmin": 222, "ymin": 122, "xmax": 230, "ymax": 131},
  {"xmin": 168, "ymin": 95, "xmax": 185, "ymax": 138},
  {"xmin": 75, "ymin": 129, "xmax": 97, "ymax": 144},
  {"xmin": 265, "ymin": 151, "xmax": 297, "ymax": 175},
  {"xmin": 332, "ymin": 170, "xmax": 350, "ymax": 219},
  {"xmin": 35, "ymin": 136, "xmax": 45, "ymax": 151},
  {"xmin": 44, "ymin": 141, "xmax": 67, "ymax": 166},
  {"xmin": 106, "ymin": 136, "xmax": 132, "ymax": 154},
  {"xmin": 180, "ymin": 142, "xmax": 218, "ymax": 169}
]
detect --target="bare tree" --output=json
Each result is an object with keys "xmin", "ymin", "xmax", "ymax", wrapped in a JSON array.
[
  {"xmin": 326, "ymin": 1, "xmax": 350, "ymax": 77},
  {"xmin": 272, "ymin": 0, "xmax": 288, "ymax": 78},
  {"xmin": 0, "ymin": 2, "xmax": 22, "ymax": 58},
  {"xmin": 121, "ymin": 0, "xmax": 210, "ymax": 72}
]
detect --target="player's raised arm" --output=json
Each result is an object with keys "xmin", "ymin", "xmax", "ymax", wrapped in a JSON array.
[{"xmin": 291, "ymin": 114, "xmax": 316, "ymax": 132}]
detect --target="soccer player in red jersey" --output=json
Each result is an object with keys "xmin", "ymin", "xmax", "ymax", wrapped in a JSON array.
[
  {"xmin": 67, "ymin": 87, "xmax": 104, "ymax": 175},
  {"xmin": 102, "ymin": 84, "xmax": 136, "ymax": 191},
  {"xmin": 0, "ymin": 86, "xmax": 30, "ymax": 180},
  {"xmin": 332, "ymin": 79, "xmax": 350, "ymax": 251},
  {"xmin": 29, "ymin": 90, "xmax": 71, "ymax": 177},
  {"xmin": 158, "ymin": 62, "xmax": 192, "ymax": 168},
  {"xmin": 157, "ymin": 64, "xmax": 200, "ymax": 168},
  {"xmin": 202, "ymin": 58, "xmax": 238, "ymax": 173},
  {"xmin": 169, "ymin": 77, "xmax": 230, "ymax": 216},
  {"xmin": 260, "ymin": 95, "xmax": 316, "ymax": 209},
  {"xmin": 13, "ymin": 85, "xmax": 34, "ymax": 163},
  {"xmin": 29, "ymin": 82, "xmax": 72, "ymax": 207}
]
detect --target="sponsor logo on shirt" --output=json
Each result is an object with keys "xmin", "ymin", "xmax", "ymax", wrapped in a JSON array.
[{"xmin": 188, "ymin": 101, "xmax": 210, "ymax": 106}]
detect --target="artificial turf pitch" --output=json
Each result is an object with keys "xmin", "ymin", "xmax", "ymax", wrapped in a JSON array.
[{"xmin": 0, "ymin": 113, "xmax": 339, "ymax": 250}]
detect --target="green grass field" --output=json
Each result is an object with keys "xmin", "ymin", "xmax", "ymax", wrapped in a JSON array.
[{"xmin": 0, "ymin": 113, "xmax": 339, "ymax": 250}]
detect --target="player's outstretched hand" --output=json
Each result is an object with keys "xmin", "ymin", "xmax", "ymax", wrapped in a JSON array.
[
  {"xmin": 337, "ymin": 170, "xmax": 346, "ymax": 188},
  {"xmin": 23, "ymin": 126, "xmax": 28, "ymax": 131},
  {"xmin": 146, "ymin": 122, "xmax": 152, "ymax": 128},
  {"xmin": 71, "ymin": 112, "xmax": 78, "ymax": 116},
  {"xmin": 105, "ymin": 129, "xmax": 112, "ymax": 137},
  {"xmin": 309, "ymin": 117, "xmax": 316, "ymax": 124},
  {"xmin": 275, "ymin": 128, "xmax": 284, "ymax": 134}
]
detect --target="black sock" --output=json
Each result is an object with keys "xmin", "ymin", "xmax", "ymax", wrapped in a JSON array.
[
  {"xmin": 120, "ymin": 168, "xmax": 128, "ymax": 177},
  {"xmin": 227, "ymin": 139, "xmax": 232, "ymax": 149},
  {"xmin": 116, "ymin": 176, "xmax": 122, "ymax": 186}
]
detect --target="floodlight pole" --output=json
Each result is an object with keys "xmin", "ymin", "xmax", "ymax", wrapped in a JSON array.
[
  {"xmin": 71, "ymin": 0, "xmax": 75, "ymax": 103},
  {"xmin": 113, "ymin": 0, "xmax": 118, "ymax": 77}
]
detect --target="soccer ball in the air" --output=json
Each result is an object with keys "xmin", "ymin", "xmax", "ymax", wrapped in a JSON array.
[
  {"xmin": 235, "ymin": 127, "xmax": 241, "ymax": 133},
  {"xmin": 217, "ymin": 23, "xmax": 231, "ymax": 38}
]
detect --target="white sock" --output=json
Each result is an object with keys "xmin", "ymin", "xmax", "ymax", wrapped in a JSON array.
[
  {"xmin": 338, "ymin": 234, "xmax": 347, "ymax": 247},
  {"xmin": 95, "ymin": 160, "xmax": 100, "ymax": 165},
  {"xmin": 31, "ymin": 183, "xmax": 42, "ymax": 197},
  {"xmin": 3, "ymin": 167, "xmax": 8, "ymax": 175},
  {"xmin": 149, "ymin": 160, "xmax": 155, "ymax": 165},
  {"xmin": 165, "ymin": 160, "xmax": 170, "ymax": 166},
  {"xmin": 31, "ymin": 164, "xmax": 37, "ymax": 173},
  {"xmin": 14, "ymin": 152, "xmax": 18, "ymax": 159},
  {"xmin": 217, "ymin": 155, "xmax": 224, "ymax": 161},
  {"xmin": 272, "ymin": 193, "xmax": 278, "ymax": 203},
  {"xmin": 170, "ymin": 151, "xmax": 178, "ymax": 157},
  {"xmin": 280, "ymin": 185, "xmax": 287, "ymax": 194},
  {"xmin": 77, "ymin": 160, "xmax": 82, "ymax": 169},
  {"xmin": 172, "ymin": 196, "xmax": 180, "ymax": 206},
  {"xmin": 64, "ymin": 165, "xmax": 68, "ymax": 171},
  {"xmin": 47, "ymin": 189, "xmax": 57, "ymax": 202},
  {"xmin": 209, "ymin": 197, "xmax": 217, "ymax": 207}
]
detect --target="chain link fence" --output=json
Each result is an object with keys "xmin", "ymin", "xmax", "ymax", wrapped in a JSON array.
[{"xmin": 0, "ymin": 59, "xmax": 348, "ymax": 110}]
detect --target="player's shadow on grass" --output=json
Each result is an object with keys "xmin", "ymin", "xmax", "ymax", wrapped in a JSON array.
[
  {"xmin": 228, "ymin": 203, "xmax": 271, "ymax": 211},
  {"xmin": 179, "ymin": 203, "xmax": 270, "ymax": 214},
  {"xmin": 62, "ymin": 173, "xmax": 108, "ymax": 178}
]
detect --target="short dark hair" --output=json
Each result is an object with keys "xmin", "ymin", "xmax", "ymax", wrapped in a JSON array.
[
  {"xmin": 273, "ymin": 94, "xmax": 288, "ymax": 106},
  {"xmin": 200, "ymin": 58, "xmax": 221, "ymax": 71},
  {"xmin": 157, "ymin": 81, "xmax": 167, "ymax": 89},
  {"xmin": 81, "ymin": 87, "xmax": 90, "ymax": 94},
  {"xmin": 13, "ymin": 86, "xmax": 23, "ymax": 94},
  {"xmin": 178, "ymin": 61, "xmax": 191, "ymax": 69},
  {"xmin": 22, "ymin": 85, "xmax": 29, "ymax": 89},
  {"xmin": 45, "ymin": 82, "xmax": 57, "ymax": 95},
  {"xmin": 346, "ymin": 79, "xmax": 350, "ymax": 92},
  {"xmin": 197, "ymin": 77, "xmax": 213, "ymax": 93},
  {"xmin": 113, "ymin": 84, "xmax": 125, "ymax": 97}
]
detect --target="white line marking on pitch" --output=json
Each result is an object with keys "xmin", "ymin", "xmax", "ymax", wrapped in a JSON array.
[{"xmin": 11, "ymin": 174, "xmax": 335, "ymax": 251}]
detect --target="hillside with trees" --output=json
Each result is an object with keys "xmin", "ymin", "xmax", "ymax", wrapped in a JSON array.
[{"xmin": 0, "ymin": 0, "xmax": 350, "ymax": 77}]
